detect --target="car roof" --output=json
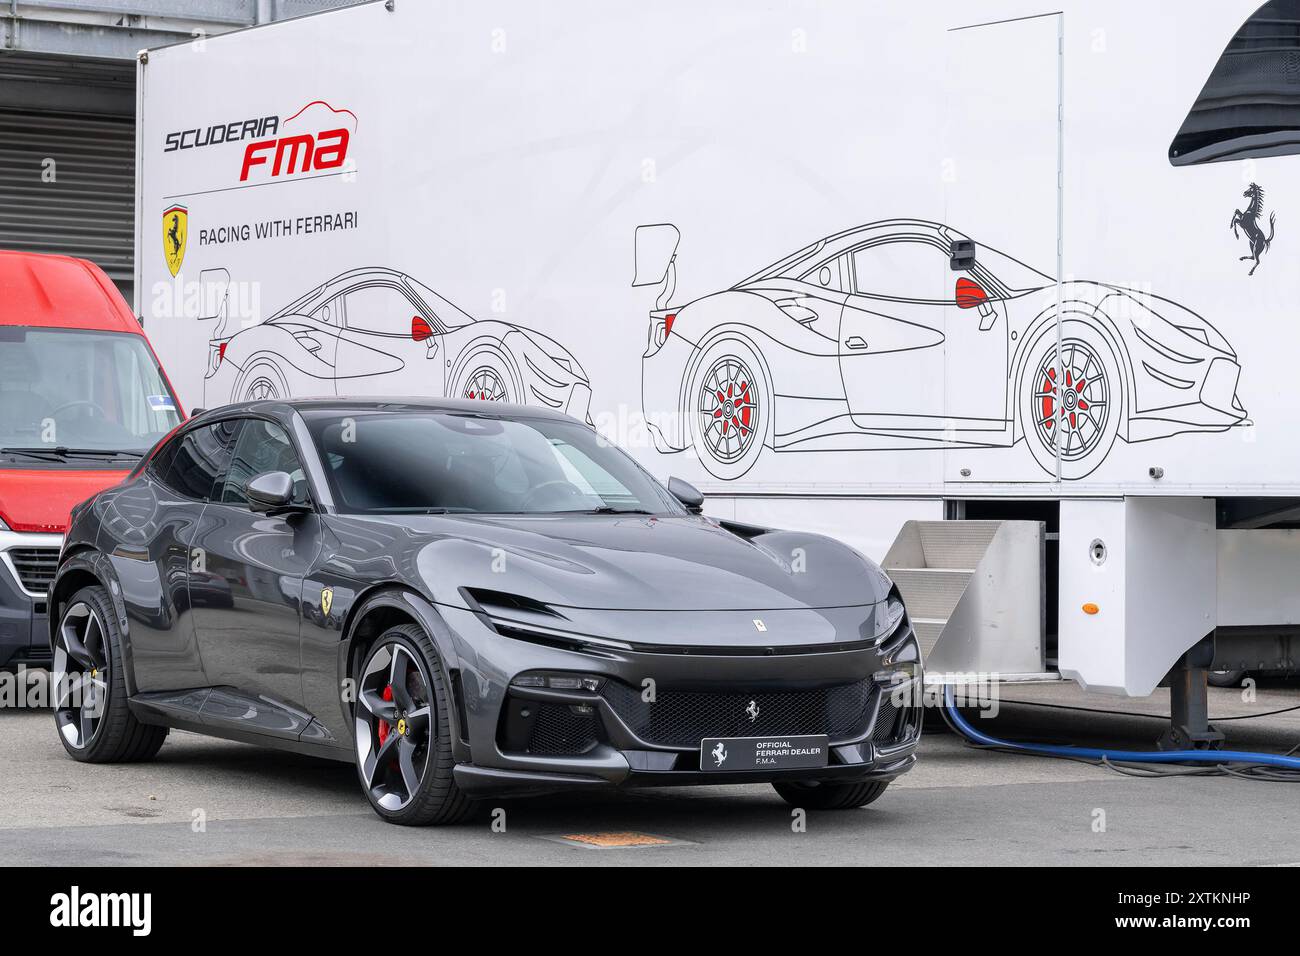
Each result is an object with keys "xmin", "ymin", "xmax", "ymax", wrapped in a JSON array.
[
  {"xmin": 743, "ymin": 218, "xmax": 968, "ymax": 284},
  {"xmin": 0, "ymin": 250, "xmax": 142, "ymax": 333},
  {"xmin": 270, "ymin": 266, "xmax": 407, "ymax": 318}
]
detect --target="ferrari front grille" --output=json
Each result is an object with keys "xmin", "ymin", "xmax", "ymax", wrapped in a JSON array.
[{"xmin": 600, "ymin": 679, "xmax": 874, "ymax": 748}]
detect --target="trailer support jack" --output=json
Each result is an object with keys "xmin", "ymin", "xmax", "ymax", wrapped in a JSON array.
[{"xmin": 1159, "ymin": 633, "xmax": 1224, "ymax": 751}]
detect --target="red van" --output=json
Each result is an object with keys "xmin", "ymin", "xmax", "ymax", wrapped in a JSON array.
[{"xmin": 0, "ymin": 251, "xmax": 183, "ymax": 668}]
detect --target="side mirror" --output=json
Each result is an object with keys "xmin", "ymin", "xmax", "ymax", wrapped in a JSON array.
[
  {"xmin": 246, "ymin": 471, "xmax": 306, "ymax": 515},
  {"xmin": 949, "ymin": 238, "xmax": 976, "ymax": 271},
  {"xmin": 667, "ymin": 476, "xmax": 704, "ymax": 513}
]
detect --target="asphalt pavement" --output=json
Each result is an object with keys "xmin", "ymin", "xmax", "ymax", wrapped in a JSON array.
[{"xmin": 3, "ymin": 678, "xmax": 1299, "ymax": 865}]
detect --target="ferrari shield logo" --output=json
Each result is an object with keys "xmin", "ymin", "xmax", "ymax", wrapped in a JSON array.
[
  {"xmin": 162, "ymin": 204, "xmax": 188, "ymax": 277},
  {"xmin": 320, "ymin": 587, "xmax": 333, "ymax": 618}
]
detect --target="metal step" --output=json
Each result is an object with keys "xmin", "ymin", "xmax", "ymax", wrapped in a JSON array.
[
  {"xmin": 916, "ymin": 520, "xmax": 1001, "ymax": 570},
  {"xmin": 882, "ymin": 519, "xmax": 1045, "ymax": 675},
  {"xmin": 912, "ymin": 617, "xmax": 945, "ymax": 657},
  {"xmin": 886, "ymin": 567, "xmax": 973, "ymax": 621}
]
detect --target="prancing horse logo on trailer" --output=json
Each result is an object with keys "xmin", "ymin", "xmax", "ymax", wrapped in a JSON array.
[
  {"xmin": 745, "ymin": 699, "xmax": 760, "ymax": 722},
  {"xmin": 1231, "ymin": 183, "xmax": 1276, "ymax": 276},
  {"xmin": 162, "ymin": 204, "xmax": 187, "ymax": 277}
]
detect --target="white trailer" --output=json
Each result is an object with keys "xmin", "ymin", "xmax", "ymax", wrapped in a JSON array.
[{"xmin": 135, "ymin": 0, "xmax": 1300, "ymax": 745}]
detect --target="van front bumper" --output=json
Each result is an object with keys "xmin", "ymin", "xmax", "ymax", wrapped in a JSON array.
[{"xmin": 0, "ymin": 531, "xmax": 59, "ymax": 669}]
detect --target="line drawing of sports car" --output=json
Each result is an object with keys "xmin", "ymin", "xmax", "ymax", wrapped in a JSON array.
[
  {"xmin": 635, "ymin": 219, "xmax": 1249, "ymax": 480},
  {"xmin": 201, "ymin": 266, "xmax": 593, "ymax": 421}
]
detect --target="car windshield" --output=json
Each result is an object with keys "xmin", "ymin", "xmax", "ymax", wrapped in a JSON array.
[
  {"xmin": 304, "ymin": 409, "xmax": 681, "ymax": 515},
  {"xmin": 405, "ymin": 278, "xmax": 477, "ymax": 331},
  {"xmin": 0, "ymin": 327, "xmax": 181, "ymax": 456}
]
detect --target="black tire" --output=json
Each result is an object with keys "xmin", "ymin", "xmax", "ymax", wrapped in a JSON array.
[
  {"xmin": 53, "ymin": 585, "xmax": 167, "ymax": 763},
  {"xmin": 772, "ymin": 779, "xmax": 889, "ymax": 810},
  {"xmin": 353, "ymin": 623, "xmax": 476, "ymax": 826},
  {"xmin": 1208, "ymin": 668, "xmax": 1248, "ymax": 688}
]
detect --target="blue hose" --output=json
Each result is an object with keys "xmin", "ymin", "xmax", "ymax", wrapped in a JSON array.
[{"xmin": 942, "ymin": 684, "xmax": 1300, "ymax": 770}]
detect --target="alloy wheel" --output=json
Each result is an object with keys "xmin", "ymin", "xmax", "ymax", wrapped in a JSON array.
[
  {"xmin": 355, "ymin": 642, "xmax": 433, "ymax": 811},
  {"xmin": 698, "ymin": 355, "xmax": 760, "ymax": 464},
  {"xmin": 1031, "ymin": 338, "xmax": 1111, "ymax": 461},
  {"xmin": 244, "ymin": 375, "xmax": 281, "ymax": 401},
  {"xmin": 52, "ymin": 601, "xmax": 110, "ymax": 750},
  {"xmin": 463, "ymin": 367, "xmax": 507, "ymax": 401}
]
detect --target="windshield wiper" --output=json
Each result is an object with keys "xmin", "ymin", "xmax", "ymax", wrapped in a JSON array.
[
  {"xmin": 0, "ymin": 447, "xmax": 65, "ymax": 462},
  {"xmin": 577, "ymin": 506, "xmax": 655, "ymax": 515},
  {"xmin": 0, "ymin": 447, "xmax": 143, "ymax": 461},
  {"xmin": 368, "ymin": 506, "xmax": 478, "ymax": 515}
]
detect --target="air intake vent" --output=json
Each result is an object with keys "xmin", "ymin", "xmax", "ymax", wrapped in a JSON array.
[
  {"xmin": 527, "ymin": 703, "xmax": 600, "ymax": 756},
  {"xmin": 8, "ymin": 547, "xmax": 58, "ymax": 594},
  {"xmin": 462, "ymin": 587, "xmax": 562, "ymax": 618}
]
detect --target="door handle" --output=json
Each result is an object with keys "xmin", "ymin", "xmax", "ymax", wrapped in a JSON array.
[{"xmin": 844, "ymin": 336, "xmax": 869, "ymax": 351}]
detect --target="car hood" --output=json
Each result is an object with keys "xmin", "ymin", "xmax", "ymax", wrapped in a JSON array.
[
  {"xmin": 0, "ymin": 467, "xmax": 129, "ymax": 533},
  {"xmin": 359, "ymin": 513, "xmax": 890, "ymax": 612},
  {"xmin": 461, "ymin": 322, "xmax": 587, "ymax": 379},
  {"xmin": 1065, "ymin": 282, "xmax": 1235, "ymax": 357}
]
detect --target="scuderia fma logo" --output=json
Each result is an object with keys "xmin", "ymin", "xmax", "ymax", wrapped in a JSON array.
[
  {"xmin": 49, "ymin": 885, "xmax": 152, "ymax": 936},
  {"xmin": 162, "ymin": 203, "xmax": 187, "ymax": 276}
]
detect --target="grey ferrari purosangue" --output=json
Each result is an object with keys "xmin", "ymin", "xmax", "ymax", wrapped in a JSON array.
[{"xmin": 48, "ymin": 399, "xmax": 921, "ymax": 825}]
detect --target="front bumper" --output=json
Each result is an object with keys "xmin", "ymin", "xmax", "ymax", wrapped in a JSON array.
[
  {"xmin": 1129, "ymin": 342, "xmax": 1249, "ymax": 441},
  {"xmin": 435, "ymin": 601, "xmax": 922, "ymax": 797},
  {"xmin": 0, "ymin": 530, "xmax": 60, "ymax": 669},
  {"xmin": 453, "ymin": 752, "xmax": 917, "ymax": 797}
]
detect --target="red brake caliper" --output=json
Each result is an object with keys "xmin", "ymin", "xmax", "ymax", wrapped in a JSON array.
[
  {"xmin": 1040, "ymin": 367, "xmax": 1056, "ymax": 428},
  {"xmin": 377, "ymin": 684, "xmax": 394, "ymax": 746}
]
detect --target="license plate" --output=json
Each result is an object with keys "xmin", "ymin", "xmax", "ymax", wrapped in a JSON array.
[{"xmin": 699, "ymin": 734, "xmax": 829, "ymax": 772}]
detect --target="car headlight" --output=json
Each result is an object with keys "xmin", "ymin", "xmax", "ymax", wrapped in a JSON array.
[
  {"xmin": 0, "ymin": 515, "xmax": 8, "ymax": 532},
  {"xmin": 874, "ymin": 589, "xmax": 906, "ymax": 645},
  {"xmin": 511, "ymin": 671, "xmax": 605, "ymax": 692}
]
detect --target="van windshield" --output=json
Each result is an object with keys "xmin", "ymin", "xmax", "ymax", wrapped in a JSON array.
[{"xmin": 0, "ymin": 327, "xmax": 181, "ymax": 457}]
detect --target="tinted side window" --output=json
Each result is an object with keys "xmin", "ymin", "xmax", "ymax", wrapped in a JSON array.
[
  {"xmin": 1170, "ymin": 1, "xmax": 1300, "ymax": 165},
  {"xmin": 221, "ymin": 418, "xmax": 310, "ymax": 507},
  {"xmin": 158, "ymin": 421, "xmax": 238, "ymax": 501},
  {"xmin": 147, "ymin": 433, "xmax": 182, "ymax": 482}
]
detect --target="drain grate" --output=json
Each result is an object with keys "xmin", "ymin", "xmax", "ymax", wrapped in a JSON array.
[{"xmin": 536, "ymin": 830, "xmax": 694, "ymax": 850}]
